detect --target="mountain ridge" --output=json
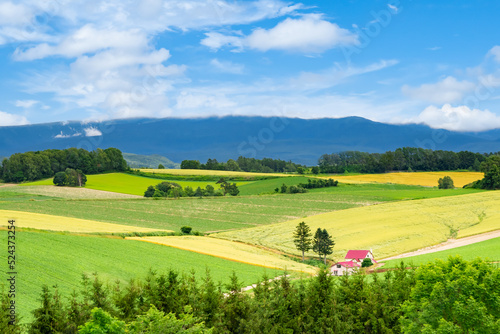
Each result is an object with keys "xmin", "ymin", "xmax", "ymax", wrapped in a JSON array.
[{"xmin": 1, "ymin": 116, "xmax": 498, "ymax": 165}]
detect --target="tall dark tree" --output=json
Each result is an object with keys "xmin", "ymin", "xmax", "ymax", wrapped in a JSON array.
[
  {"xmin": 313, "ymin": 228, "xmax": 335, "ymax": 264},
  {"xmin": 293, "ymin": 222, "xmax": 312, "ymax": 261}
]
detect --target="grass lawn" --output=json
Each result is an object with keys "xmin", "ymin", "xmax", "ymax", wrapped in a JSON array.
[
  {"xmin": 382, "ymin": 237, "xmax": 500, "ymax": 268},
  {"xmin": 0, "ymin": 231, "xmax": 282, "ymax": 321}
]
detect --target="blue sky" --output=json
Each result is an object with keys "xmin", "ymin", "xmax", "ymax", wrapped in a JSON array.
[{"xmin": 1, "ymin": 0, "xmax": 500, "ymax": 131}]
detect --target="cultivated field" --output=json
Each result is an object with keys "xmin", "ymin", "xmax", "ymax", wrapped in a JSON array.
[
  {"xmin": 4, "ymin": 185, "xmax": 140, "ymax": 199},
  {"xmin": 130, "ymin": 236, "xmax": 316, "ymax": 274},
  {"xmin": 0, "ymin": 231, "xmax": 281, "ymax": 320},
  {"xmin": 216, "ymin": 191, "xmax": 500, "ymax": 260},
  {"xmin": 21, "ymin": 173, "xmax": 250, "ymax": 196},
  {"xmin": 333, "ymin": 171, "xmax": 483, "ymax": 187},
  {"xmin": 0, "ymin": 210, "xmax": 169, "ymax": 233},
  {"xmin": 0, "ymin": 184, "xmax": 480, "ymax": 233},
  {"xmin": 382, "ymin": 237, "xmax": 500, "ymax": 268}
]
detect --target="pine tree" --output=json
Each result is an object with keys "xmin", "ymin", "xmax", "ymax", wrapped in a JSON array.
[{"xmin": 293, "ymin": 222, "xmax": 312, "ymax": 261}]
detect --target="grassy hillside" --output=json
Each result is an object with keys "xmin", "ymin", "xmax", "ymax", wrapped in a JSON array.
[
  {"xmin": 216, "ymin": 191, "xmax": 500, "ymax": 260},
  {"xmin": 382, "ymin": 237, "xmax": 500, "ymax": 268},
  {"xmin": 20, "ymin": 173, "xmax": 250, "ymax": 196},
  {"xmin": 333, "ymin": 171, "xmax": 483, "ymax": 187},
  {"xmin": 123, "ymin": 152, "xmax": 180, "ymax": 169},
  {"xmin": 1, "ymin": 183, "xmax": 482, "ymax": 233},
  {"xmin": 0, "ymin": 231, "xmax": 281, "ymax": 320},
  {"xmin": 140, "ymin": 168, "xmax": 292, "ymax": 178}
]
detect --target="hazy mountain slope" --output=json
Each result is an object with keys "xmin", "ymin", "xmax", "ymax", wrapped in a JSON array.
[{"xmin": 0, "ymin": 116, "xmax": 498, "ymax": 165}]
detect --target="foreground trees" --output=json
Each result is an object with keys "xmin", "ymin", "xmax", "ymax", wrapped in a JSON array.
[{"xmin": 6, "ymin": 257, "xmax": 497, "ymax": 333}]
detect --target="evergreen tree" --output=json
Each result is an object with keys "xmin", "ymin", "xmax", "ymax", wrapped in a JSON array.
[
  {"xmin": 312, "ymin": 228, "xmax": 334, "ymax": 264},
  {"xmin": 29, "ymin": 285, "xmax": 65, "ymax": 334},
  {"xmin": 293, "ymin": 221, "xmax": 312, "ymax": 261}
]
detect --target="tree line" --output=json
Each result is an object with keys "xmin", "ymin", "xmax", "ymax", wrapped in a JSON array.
[
  {"xmin": 318, "ymin": 147, "xmax": 497, "ymax": 173},
  {"xmin": 144, "ymin": 179, "xmax": 239, "ymax": 198},
  {"xmin": 0, "ymin": 148, "xmax": 128, "ymax": 183},
  {"xmin": 2, "ymin": 257, "xmax": 498, "ymax": 333},
  {"xmin": 181, "ymin": 157, "xmax": 304, "ymax": 173}
]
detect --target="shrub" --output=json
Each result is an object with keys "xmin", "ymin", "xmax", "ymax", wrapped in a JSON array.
[
  {"xmin": 181, "ymin": 226, "xmax": 192, "ymax": 234},
  {"xmin": 438, "ymin": 176, "xmax": 454, "ymax": 189}
]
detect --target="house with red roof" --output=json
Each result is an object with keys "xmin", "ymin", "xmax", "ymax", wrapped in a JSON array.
[
  {"xmin": 330, "ymin": 260, "xmax": 360, "ymax": 276},
  {"xmin": 330, "ymin": 250, "xmax": 377, "ymax": 276},
  {"xmin": 345, "ymin": 249, "xmax": 376, "ymax": 264}
]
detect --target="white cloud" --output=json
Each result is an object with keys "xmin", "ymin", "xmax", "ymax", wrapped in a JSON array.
[
  {"xmin": 54, "ymin": 131, "xmax": 82, "ymax": 138},
  {"xmin": 83, "ymin": 127, "xmax": 102, "ymax": 137},
  {"xmin": 0, "ymin": 2, "xmax": 33, "ymax": 26},
  {"xmin": 0, "ymin": 111, "xmax": 29, "ymax": 126},
  {"xmin": 15, "ymin": 99, "xmax": 39, "ymax": 108},
  {"xmin": 14, "ymin": 25, "xmax": 149, "ymax": 61},
  {"xmin": 210, "ymin": 58, "xmax": 244, "ymax": 74},
  {"xmin": 402, "ymin": 76, "xmax": 475, "ymax": 104},
  {"xmin": 387, "ymin": 4, "xmax": 399, "ymax": 13},
  {"xmin": 414, "ymin": 104, "xmax": 500, "ymax": 132},
  {"xmin": 202, "ymin": 15, "xmax": 359, "ymax": 53},
  {"xmin": 487, "ymin": 45, "xmax": 500, "ymax": 63}
]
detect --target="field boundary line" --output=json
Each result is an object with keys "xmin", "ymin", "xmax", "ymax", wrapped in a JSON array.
[{"xmin": 380, "ymin": 229, "xmax": 500, "ymax": 261}]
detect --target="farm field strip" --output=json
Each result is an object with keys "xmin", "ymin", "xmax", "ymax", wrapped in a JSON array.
[
  {"xmin": 129, "ymin": 236, "xmax": 317, "ymax": 275},
  {"xmin": 381, "ymin": 236, "xmax": 500, "ymax": 268},
  {"xmin": 332, "ymin": 171, "xmax": 483, "ymax": 187},
  {"xmin": 216, "ymin": 191, "xmax": 500, "ymax": 260},
  {"xmin": 3, "ymin": 185, "xmax": 141, "ymax": 199},
  {"xmin": 0, "ymin": 231, "xmax": 281, "ymax": 321},
  {"xmin": 139, "ymin": 169, "xmax": 293, "ymax": 178},
  {"xmin": 21, "ymin": 173, "xmax": 251, "ymax": 196},
  {"xmin": 0, "ymin": 210, "xmax": 171, "ymax": 233}
]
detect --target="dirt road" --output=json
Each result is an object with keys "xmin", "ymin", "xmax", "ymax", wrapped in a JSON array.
[{"xmin": 380, "ymin": 230, "xmax": 500, "ymax": 261}]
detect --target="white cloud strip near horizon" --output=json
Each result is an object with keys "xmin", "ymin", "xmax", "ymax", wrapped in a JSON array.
[
  {"xmin": 402, "ymin": 76, "xmax": 475, "ymax": 104},
  {"xmin": 414, "ymin": 104, "xmax": 500, "ymax": 132},
  {"xmin": 201, "ymin": 15, "xmax": 359, "ymax": 53},
  {"xmin": 0, "ymin": 111, "xmax": 29, "ymax": 126}
]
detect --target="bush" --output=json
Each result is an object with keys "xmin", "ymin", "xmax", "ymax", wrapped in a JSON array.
[
  {"xmin": 438, "ymin": 176, "xmax": 454, "ymax": 189},
  {"xmin": 361, "ymin": 258, "xmax": 373, "ymax": 267},
  {"xmin": 181, "ymin": 226, "xmax": 192, "ymax": 234}
]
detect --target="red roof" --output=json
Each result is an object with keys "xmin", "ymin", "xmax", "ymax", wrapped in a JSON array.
[
  {"xmin": 334, "ymin": 261, "xmax": 360, "ymax": 268},
  {"xmin": 345, "ymin": 250, "xmax": 371, "ymax": 260}
]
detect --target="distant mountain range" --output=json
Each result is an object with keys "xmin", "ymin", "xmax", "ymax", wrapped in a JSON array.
[
  {"xmin": 1, "ymin": 116, "xmax": 499, "ymax": 165},
  {"xmin": 123, "ymin": 153, "xmax": 180, "ymax": 169}
]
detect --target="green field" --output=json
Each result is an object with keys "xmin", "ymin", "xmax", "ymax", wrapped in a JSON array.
[
  {"xmin": 0, "ymin": 231, "xmax": 281, "ymax": 320},
  {"xmin": 382, "ymin": 237, "xmax": 500, "ymax": 268},
  {"xmin": 1, "ymin": 183, "xmax": 482, "ymax": 233},
  {"xmin": 238, "ymin": 176, "xmax": 310, "ymax": 195},
  {"xmin": 21, "ymin": 173, "xmax": 250, "ymax": 196}
]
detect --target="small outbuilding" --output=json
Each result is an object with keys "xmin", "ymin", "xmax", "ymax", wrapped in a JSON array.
[{"xmin": 330, "ymin": 261, "xmax": 360, "ymax": 276}]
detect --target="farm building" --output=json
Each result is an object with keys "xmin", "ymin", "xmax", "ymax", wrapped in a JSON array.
[
  {"xmin": 330, "ymin": 261, "xmax": 360, "ymax": 276},
  {"xmin": 330, "ymin": 249, "xmax": 377, "ymax": 276},
  {"xmin": 344, "ymin": 249, "xmax": 376, "ymax": 264}
]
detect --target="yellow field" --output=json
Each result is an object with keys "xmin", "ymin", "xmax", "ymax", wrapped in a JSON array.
[
  {"xmin": 128, "ymin": 236, "xmax": 317, "ymax": 274},
  {"xmin": 332, "ymin": 171, "xmax": 483, "ymax": 187},
  {"xmin": 215, "ymin": 191, "xmax": 500, "ymax": 260},
  {"xmin": 139, "ymin": 169, "xmax": 293, "ymax": 178},
  {"xmin": 0, "ymin": 210, "xmax": 171, "ymax": 233}
]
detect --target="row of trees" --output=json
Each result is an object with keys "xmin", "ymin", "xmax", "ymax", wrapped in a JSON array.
[
  {"xmin": 293, "ymin": 222, "xmax": 334, "ymax": 264},
  {"xmin": 181, "ymin": 157, "xmax": 304, "ymax": 173},
  {"xmin": 3, "ymin": 257, "xmax": 497, "ymax": 333},
  {"xmin": 0, "ymin": 147, "xmax": 127, "ymax": 183},
  {"xmin": 318, "ymin": 148, "xmax": 495, "ymax": 173},
  {"xmin": 144, "ymin": 179, "xmax": 240, "ymax": 198}
]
